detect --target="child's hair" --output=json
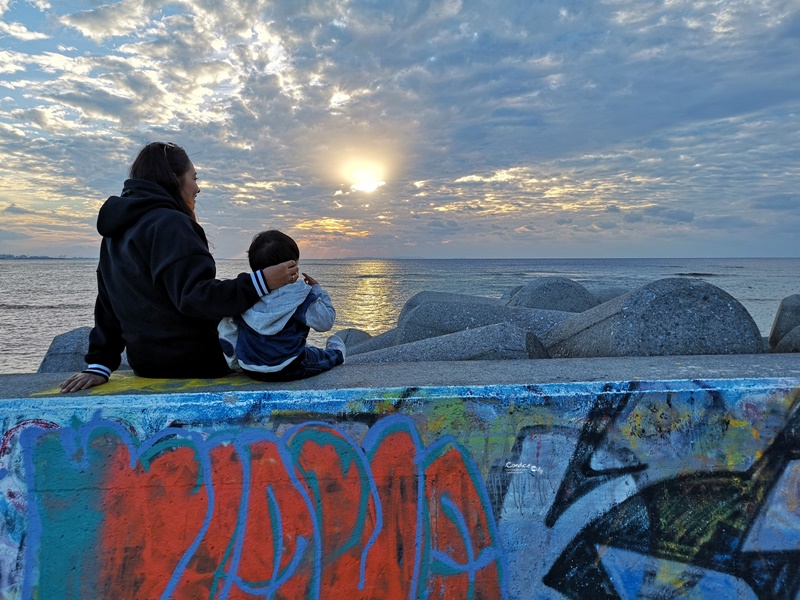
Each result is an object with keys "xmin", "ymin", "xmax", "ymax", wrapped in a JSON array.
[{"xmin": 248, "ymin": 230, "xmax": 300, "ymax": 271}]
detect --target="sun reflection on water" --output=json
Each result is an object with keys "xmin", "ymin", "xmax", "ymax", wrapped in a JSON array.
[{"xmin": 343, "ymin": 262, "xmax": 397, "ymax": 334}]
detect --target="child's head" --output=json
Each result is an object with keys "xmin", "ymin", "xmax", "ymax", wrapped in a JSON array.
[{"xmin": 248, "ymin": 230, "xmax": 299, "ymax": 272}]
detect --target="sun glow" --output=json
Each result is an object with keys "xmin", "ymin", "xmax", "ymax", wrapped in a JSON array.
[{"xmin": 341, "ymin": 158, "xmax": 385, "ymax": 193}]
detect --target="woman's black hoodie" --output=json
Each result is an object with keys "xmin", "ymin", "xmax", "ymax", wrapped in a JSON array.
[{"xmin": 85, "ymin": 179, "xmax": 268, "ymax": 378}]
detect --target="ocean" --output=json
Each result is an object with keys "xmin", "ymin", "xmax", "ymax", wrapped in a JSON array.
[{"xmin": 1, "ymin": 257, "xmax": 798, "ymax": 375}]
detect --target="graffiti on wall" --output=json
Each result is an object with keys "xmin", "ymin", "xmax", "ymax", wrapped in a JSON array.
[
  {"xmin": 5, "ymin": 413, "xmax": 505, "ymax": 599},
  {"xmin": 541, "ymin": 387, "xmax": 800, "ymax": 599},
  {"xmin": 1, "ymin": 379, "xmax": 800, "ymax": 599}
]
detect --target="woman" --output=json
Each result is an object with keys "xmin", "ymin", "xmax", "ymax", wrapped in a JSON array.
[{"xmin": 60, "ymin": 142, "xmax": 299, "ymax": 392}]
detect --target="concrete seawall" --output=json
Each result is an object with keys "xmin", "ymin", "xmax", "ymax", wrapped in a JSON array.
[{"xmin": 2, "ymin": 354, "xmax": 800, "ymax": 598}]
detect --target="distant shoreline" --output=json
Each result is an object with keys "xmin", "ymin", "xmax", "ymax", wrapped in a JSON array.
[{"xmin": 0, "ymin": 254, "xmax": 94, "ymax": 260}]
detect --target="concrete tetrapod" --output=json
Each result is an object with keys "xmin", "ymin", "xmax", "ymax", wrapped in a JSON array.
[
  {"xmin": 775, "ymin": 325, "xmax": 800, "ymax": 353},
  {"xmin": 505, "ymin": 276, "xmax": 600, "ymax": 312},
  {"xmin": 394, "ymin": 301, "xmax": 573, "ymax": 346},
  {"xmin": 397, "ymin": 290, "xmax": 504, "ymax": 325},
  {"xmin": 543, "ymin": 277, "xmax": 764, "ymax": 358},
  {"xmin": 769, "ymin": 294, "xmax": 800, "ymax": 349},
  {"xmin": 349, "ymin": 322, "xmax": 549, "ymax": 363},
  {"xmin": 37, "ymin": 326, "xmax": 93, "ymax": 373}
]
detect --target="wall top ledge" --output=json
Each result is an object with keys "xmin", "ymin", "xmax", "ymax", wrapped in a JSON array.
[{"xmin": 2, "ymin": 354, "xmax": 800, "ymax": 402}]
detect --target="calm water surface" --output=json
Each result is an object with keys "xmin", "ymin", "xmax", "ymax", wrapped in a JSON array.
[{"xmin": 1, "ymin": 257, "xmax": 798, "ymax": 374}]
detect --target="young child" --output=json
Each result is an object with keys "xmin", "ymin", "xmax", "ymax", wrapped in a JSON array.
[{"xmin": 218, "ymin": 230, "xmax": 345, "ymax": 381}]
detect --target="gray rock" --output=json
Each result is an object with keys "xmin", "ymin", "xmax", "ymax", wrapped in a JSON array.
[
  {"xmin": 769, "ymin": 294, "xmax": 800, "ymax": 349},
  {"xmin": 395, "ymin": 301, "xmax": 573, "ymax": 346},
  {"xmin": 586, "ymin": 285, "xmax": 630, "ymax": 303},
  {"xmin": 38, "ymin": 327, "xmax": 130, "ymax": 373},
  {"xmin": 348, "ymin": 329, "xmax": 399, "ymax": 356},
  {"xmin": 775, "ymin": 325, "xmax": 800, "ymax": 353},
  {"xmin": 349, "ymin": 323, "xmax": 549, "ymax": 363},
  {"xmin": 334, "ymin": 328, "xmax": 372, "ymax": 348},
  {"xmin": 544, "ymin": 277, "xmax": 764, "ymax": 358},
  {"xmin": 397, "ymin": 291, "xmax": 503, "ymax": 326},
  {"xmin": 500, "ymin": 285, "xmax": 524, "ymax": 303},
  {"xmin": 505, "ymin": 277, "xmax": 600, "ymax": 312},
  {"xmin": 38, "ymin": 327, "xmax": 93, "ymax": 373}
]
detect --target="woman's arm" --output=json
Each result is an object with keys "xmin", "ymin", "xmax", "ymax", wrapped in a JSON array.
[
  {"xmin": 261, "ymin": 262, "xmax": 301, "ymax": 293},
  {"xmin": 151, "ymin": 214, "xmax": 299, "ymax": 319},
  {"xmin": 158, "ymin": 254, "xmax": 299, "ymax": 319},
  {"xmin": 61, "ymin": 269, "xmax": 123, "ymax": 392}
]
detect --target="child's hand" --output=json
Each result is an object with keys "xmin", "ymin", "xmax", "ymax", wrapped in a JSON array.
[{"xmin": 303, "ymin": 273, "xmax": 318, "ymax": 286}]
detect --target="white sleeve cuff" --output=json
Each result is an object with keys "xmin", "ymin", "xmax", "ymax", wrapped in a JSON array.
[
  {"xmin": 83, "ymin": 364, "xmax": 111, "ymax": 380},
  {"xmin": 250, "ymin": 270, "xmax": 269, "ymax": 296}
]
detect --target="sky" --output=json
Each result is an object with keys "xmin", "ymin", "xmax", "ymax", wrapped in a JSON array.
[{"xmin": 1, "ymin": 0, "xmax": 799, "ymax": 259}]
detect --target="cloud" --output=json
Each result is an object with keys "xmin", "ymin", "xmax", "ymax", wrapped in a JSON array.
[
  {"xmin": 0, "ymin": 1, "xmax": 798, "ymax": 257},
  {"xmin": 428, "ymin": 219, "xmax": 462, "ymax": 231},
  {"xmin": 59, "ymin": 1, "xmax": 152, "ymax": 43},
  {"xmin": 695, "ymin": 215, "xmax": 758, "ymax": 229},
  {"xmin": 643, "ymin": 206, "xmax": 696, "ymax": 223},
  {"xmin": 623, "ymin": 212, "xmax": 644, "ymax": 223},
  {"xmin": 3, "ymin": 204, "xmax": 36, "ymax": 214},
  {"xmin": 0, "ymin": 50, "xmax": 27, "ymax": 75},
  {"xmin": 592, "ymin": 220, "xmax": 617, "ymax": 230},
  {"xmin": 0, "ymin": 20, "xmax": 49, "ymax": 41},
  {"xmin": 0, "ymin": 229, "xmax": 29, "ymax": 240},
  {"xmin": 752, "ymin": 194, "xmax": 800, "ymax": 211}
]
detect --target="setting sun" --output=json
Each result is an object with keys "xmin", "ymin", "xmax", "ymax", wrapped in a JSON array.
[{"xmin": 341, "ymin": 158, "xmax": 386, "ymax": 193}]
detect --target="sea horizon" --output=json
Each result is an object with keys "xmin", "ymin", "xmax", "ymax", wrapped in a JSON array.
[
  {"xmin": 2, "ymin": 256, "xmax": 799, "ymax": 375},
  {"xmin": 4, "ymin": 254, "xmax": 800, "ymax": 261}
]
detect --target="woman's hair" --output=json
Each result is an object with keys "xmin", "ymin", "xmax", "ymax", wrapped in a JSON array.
[
  {"xmin": 129, "ymin": 142, "xmax": 194, "ymax": 217},
  {"xmin": 248, "ymin": 230, "xmax": 299, "ymax": 271}
]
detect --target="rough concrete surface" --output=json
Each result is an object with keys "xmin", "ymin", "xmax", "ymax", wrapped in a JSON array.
[
  {"xmin": 37, "ymin": 326, "xmax": 130, "ymax": 373},
  {"xmin": 347, "ymin": 328, "xmax": 399, "ymax": 355},
  {"xmin": 4, "ymin": 353, "xmax": 800, "ymax": 400},
  {"xmin": 349, "ymin": 322, "xmax": 549, "ymax": 363},
  {"xmin": 544, "ymin": 278, "xmax": 764, "ymax": 358},
  {"xmin": 36, "ymin": 326, "xmax": 92, "ymax": 373},
  {"xmin": 396, "ymin": 290, "xmax": 503, "ymax": 325},
  {"xmin": 775, "ymin": 325, "xmax": 800, "ymax": 353},
  {"xmin": 505, "ymin": 276, "xmax": 599, "ymax": 312},
  {"xmin": 333, "ymin": 327, "xmax": 372, "ymax": 347},
  {"xmin": 395, "ymin": 301, "xmax": 572, "ymax": 345},
  {"xmin": 584, "ymin": 285, "xmax": 629, "ymax": 303},
  {"xmin": 770, "ymin": 294, "xmax": 800, "ymax": 349}
]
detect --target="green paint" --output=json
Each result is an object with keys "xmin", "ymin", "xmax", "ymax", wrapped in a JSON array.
[{"xmin": 33, "ymin": 431, "xmax": 114, "ymax": 599}]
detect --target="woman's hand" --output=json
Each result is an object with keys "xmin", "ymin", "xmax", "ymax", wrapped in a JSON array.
[
  {"xmin": 60, "ymin": 372, "xmax": 108, "ymax": 393},
  {"xmin": 262, "ymin": 260, "xmax": 299, "ymax": 291}
]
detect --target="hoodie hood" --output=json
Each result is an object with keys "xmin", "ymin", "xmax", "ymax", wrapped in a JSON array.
[
  {"xmin": 98, "ymin": 179, "xmax": 188, "ymax": 238},
  {"xmin": 242, "ymin": 279, "xmax": 311, "ymax": 335}
]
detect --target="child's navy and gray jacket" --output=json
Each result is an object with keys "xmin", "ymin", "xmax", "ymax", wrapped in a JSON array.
[{"xmin": 218, "ymin": 279, "xmax": 339, "ymax": 376}]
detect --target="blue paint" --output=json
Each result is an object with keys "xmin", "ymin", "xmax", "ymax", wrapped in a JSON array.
[
  {"xmin": 283, "ymin": 421, "xmax": 384, "ymax": 591},
  {"xmin": 5, "ymin": 378, "xmax": 800, "ymax": 599}
]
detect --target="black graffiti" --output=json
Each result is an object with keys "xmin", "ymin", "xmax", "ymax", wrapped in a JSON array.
[
  {"xmin": 544, "ymin": 383, "xmax": 648, "ymax": 527},
  {"xmin": 543, "ymin": 395, "xmax": 800, "ymax": 600}
]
